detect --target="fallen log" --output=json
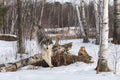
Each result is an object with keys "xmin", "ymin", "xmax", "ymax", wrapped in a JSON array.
[
  {"xmin": 33, "ymin": 51, "xmax": 93, "ymax": 67},
  {"xmin": 0, "ymin": 54, "xmax": 43, "ymax": 72},
  {"xmin": 0, "ymin": 34, "xmax": 17, "ymax": 41},
  {"xmin": 0, "ymin": 42, "xmax": 72, "ymax": 72},
  {"xmin": 0, "ymin": 43, "xmax": 93, "ymax": 72},
  {"xmin": 33, "ymin": 46, "xmax": 93, "ymax": 67}
]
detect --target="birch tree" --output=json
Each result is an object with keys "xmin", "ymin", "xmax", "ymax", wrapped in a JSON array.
[
  {"xmin": 96, "ymin": 0, "xmax": 110, "ymax": 73},
  {"xmin": 94, "ymin": 0, "xmax": 100, "ymax": 44},
  {"xmin": 76, "ymin": 5, "xmax": 86, "ymax": 38},
  {"xmin": 113, "ymin": 0, "xmax": 120, "ymax": 44},
  {"xmin": 81, "ymin": 0, "xmax": 89, "ymax": 42},
  {"xmin": 10, "ymin": 6, "xmax": 18, "ymax": 34}
]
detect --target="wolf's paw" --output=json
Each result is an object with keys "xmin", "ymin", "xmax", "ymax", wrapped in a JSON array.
[{"xmin": 50, "ymin": 65, "xmax": 54, "ymax": 69}]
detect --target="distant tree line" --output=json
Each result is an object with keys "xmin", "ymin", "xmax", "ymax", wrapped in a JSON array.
[{"xmin": 0, "ymin": 1, "xmax": 114, "ymax": 37}]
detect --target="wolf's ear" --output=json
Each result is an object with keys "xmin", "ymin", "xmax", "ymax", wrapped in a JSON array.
[
  {"xmin": 51, "ymin": 40, "xmax": 53, "ymax": 44},
  {"xmin": 48, "ymin": 38, "xmax": 53, "ymax": 44},
  {"xmin": 49, "ymin": 39, "xmax": 53, "ymax": 44}
]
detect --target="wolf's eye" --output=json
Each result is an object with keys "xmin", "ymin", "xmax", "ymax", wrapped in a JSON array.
[{"xmin": 42, "ymin": 40, "xmax": 45, "ymax": 44}]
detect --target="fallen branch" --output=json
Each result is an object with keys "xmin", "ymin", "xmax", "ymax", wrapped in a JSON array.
[{"xmin": 0, "ymin": 54, "xmax": 43, "ymax": 72}]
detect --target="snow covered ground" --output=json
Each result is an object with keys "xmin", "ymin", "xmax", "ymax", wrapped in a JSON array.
[{"xmin": 0, "ymin": 39, "xmax": 120, "ymax": 80}]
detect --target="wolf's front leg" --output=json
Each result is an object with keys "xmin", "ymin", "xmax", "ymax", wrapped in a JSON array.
[
  {"xmin": 42, "ymin": 53, "xmax": 53, "ymax": 68},
  {"xmin": 48, "ymin": 54, "xmax": 53, "ymax": 69}
]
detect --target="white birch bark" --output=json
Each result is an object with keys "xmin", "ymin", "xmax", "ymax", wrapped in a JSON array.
[
  {"xmin": 81, "ymin": 0, "xmax": 89, "ymax": 42},
  {"xmin": 81, "ymin": 0, "xmax": 86, "ymax": 22},
  {"xmin": 100, "ymin": 0, "xmax": 109, "ymax": 60},
  {"xmin": 96, "ymin": 0, "xmax": 110, "ymax": 73},
  {"xmin": 76, "ymin": 5, "xmax": 86, "ymax": 37}
]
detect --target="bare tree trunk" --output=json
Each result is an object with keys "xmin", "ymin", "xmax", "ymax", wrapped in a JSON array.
[
  {"xmin": 94, "ymin": 0, "xmax": 100, "ymax": 45},
  {"xmin": 29, "ymin": 0, "xmax": 37, "ymax": 40},
  {"xmin": 17, "ymin": 0, "xmax": 25, "ymax": 55},
  {"xmin": 2, "ymin": 0, "xmax": 6, "ymax": 34},
  {"xmin": 10, "ymin": 3, "xmax": 18, "ymax": 34},
  {"xmin": 76, "ymin": 5, "xmax": 86, "ymax": 38},
  {"xmin": 96, "ymin": 0, "xmax": 110, "ymax": 73},
  {"xmin": 113, "ymin": 0, "xmax": 120, "ymax": 44},
  {"xmin": 81, "ymin": 0, "xmax": 89, "ymax": 43},
  {"xmin": 10, "ymin": 14, "xmax": 18, "ymax": 34},
  {"xmin": 0, "ymin": 1, "xmax": 6, "ymax": 26},
  {"xmin": 38, "ymin": 0, "xmax": 45, "ymax": 25}
]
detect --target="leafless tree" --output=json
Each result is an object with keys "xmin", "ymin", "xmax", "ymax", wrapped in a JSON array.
[
  {"xmin": 96, "ymin": 0, "xmax": 110, "ymax": 73},
  {"xmin": 76, "ymin": 5, "xmax": 86, "ymax": 37},
  {"xmin": 94, "ymin": 0, "xmax": 100, "ymax": 44},
  {"xmin": 81, "ymin": 0, "xmax": 89, "ymax": 42},
  {"xmin": 17, "ymin": 0, "xmax": 25, "ymax": 56},
  {"xmin": 113, "ymin": 0, "xmax": 120, "ymax": 44}
]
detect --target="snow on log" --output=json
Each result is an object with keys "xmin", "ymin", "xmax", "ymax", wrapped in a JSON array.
[{"xmin": 0, "ymin": 34, "xmax": 17, "ymax": 41}]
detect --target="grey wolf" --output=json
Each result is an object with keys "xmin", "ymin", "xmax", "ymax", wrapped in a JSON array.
[{"xmin": 33, "ymin": 25, "xmax": 53, "ymax": 68}]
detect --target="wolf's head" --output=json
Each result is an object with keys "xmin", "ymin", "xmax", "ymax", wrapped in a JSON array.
[{"xmin": 41, "ymin": 38, "xmax": 53, "ymax": 50}]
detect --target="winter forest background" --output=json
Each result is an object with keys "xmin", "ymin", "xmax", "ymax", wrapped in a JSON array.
[{"xmin": 0, "ymin": 0, "xmax": 120, "ymax": 80}]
